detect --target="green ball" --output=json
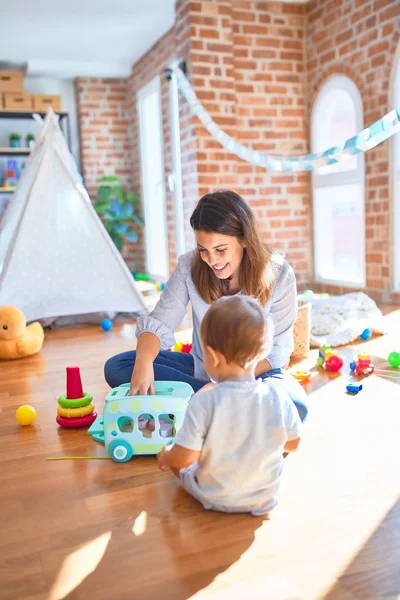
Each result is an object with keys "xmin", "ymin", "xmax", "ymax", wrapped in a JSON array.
[
  {"xmin": 303, "ymin": 289, "xmax": 314, "ymax": 296},
  {"xmin": 388, "ymin": 351, "xmax": 400, "ymax": 368},
  {"xmin": 317, "ymin": 357, "xmax": 324, "ymax": 366}
]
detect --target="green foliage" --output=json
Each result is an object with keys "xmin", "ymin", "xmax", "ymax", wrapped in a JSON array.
[
  {"xmin": 10, "ymin": 132, "xmax": 21, "ymax": 141},
  {"xmin": 94, "ymin": 175, "xmax": 143, "ymax": 252}
]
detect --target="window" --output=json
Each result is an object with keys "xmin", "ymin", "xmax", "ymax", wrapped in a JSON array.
[
  {"xmin": 137, "ymin": 76, "xmax": 169, "ymax": 278},
  {"xmin": 393, "ymin": 51, "xmax": 400, "ymax": 291},
  {"xmin": 311, "ymin": 76, "xmax": 365, "ymax": 286}
]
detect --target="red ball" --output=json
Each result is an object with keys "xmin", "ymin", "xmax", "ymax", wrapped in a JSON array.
[{"xmin": 325, "ymin": 355, "xmax": 343, "ymax": 372}]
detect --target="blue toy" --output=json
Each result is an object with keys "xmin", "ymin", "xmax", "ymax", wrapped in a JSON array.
[
  {"xmin": 360, "ymin": 328, "xmax": 372, "ymax": 340},
  {"xmin": 100, "ymin": 319, "xmax": 113, "ymax": 332},
  {"xmin": 88, "ymin": 381, "xmax": 193, "ymax": 462},
  {"xmin": 346, "ymin": 382, "xmax": 363, "ymax": 394}
]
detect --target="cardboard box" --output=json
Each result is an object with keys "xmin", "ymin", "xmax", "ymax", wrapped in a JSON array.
[
  {"xmin": 0, "ymin": 70, "xmax": 23, "ymax": 92},
  {"xmin": 3, "ymin": 92, "xmax": 33, "ymax": 111},
  {"xmin": 33, "ymin": 94, "xmax": 61, "ymax": 112}
]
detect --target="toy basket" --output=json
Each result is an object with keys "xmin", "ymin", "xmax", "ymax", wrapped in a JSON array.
[{"xmin": 292, "ymin": 300, "xmax": 311, "ymax": 357}]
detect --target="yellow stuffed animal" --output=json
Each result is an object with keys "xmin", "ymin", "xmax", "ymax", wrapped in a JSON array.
[{"xmin": 0, "ymin": 306, "xmax": 44, "ymax": 360}]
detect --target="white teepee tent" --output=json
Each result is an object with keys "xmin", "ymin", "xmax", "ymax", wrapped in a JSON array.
[{"xmin": 0, "ymin": 110, "xmax": 146, "ymax": 325}]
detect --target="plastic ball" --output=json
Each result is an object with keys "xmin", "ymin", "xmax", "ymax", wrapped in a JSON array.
[
  {"xmin": 303, "ymin": 289, "xmax": 314, "ymax": 296},
  {"xmin": 388, "ymin": 351, "xmax": 400, "ymax": 368},
  {"xmin": 100, "ymin": 319, "xmax": 113, "ymax": 332},
  {"xmin": 360, "ymin": 328, "xmax": 372, "ymax": 340},
  {"xmin": 325, "ymin": 355, "xmax": 343, "ymax": 372},
  {"xmin": 349, "ymin": 361, "xmax": 356, "ymax": 372},
  {"xmin": 160, "ymin": 282, "xmax": 166, "ymax": 291},
  {"xmin": 317, "ymin": 357, "xmax": 324, "ymax": 366},
  {"xmin": 16, "ymin": 404, "xmax": 36, "ymax": 426}
]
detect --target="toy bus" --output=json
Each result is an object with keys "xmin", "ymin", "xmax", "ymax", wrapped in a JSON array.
[{"xmin": 88, "ymin": 381, "xmax": 193, "ymax": 462}]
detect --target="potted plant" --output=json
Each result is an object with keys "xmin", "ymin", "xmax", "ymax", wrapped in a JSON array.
[
  {"xmin": 9, "ymin": 133, "xmax": 21, "ymax": 148},
  {"xmin": 93, "ymin": 175, "xmax": 144, "ymax": 252},
  {"xmin": 26, "ymin": 133, "xmax": 35, "ymax": 149}
]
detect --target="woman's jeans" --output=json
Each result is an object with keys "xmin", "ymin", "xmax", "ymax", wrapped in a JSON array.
[{"xmin": 104, "ymin": 350, "xmax": 308, "ymax": 422}]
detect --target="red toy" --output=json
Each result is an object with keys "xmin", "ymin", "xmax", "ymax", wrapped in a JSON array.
[
  {"xmin": 317, "ymin": 345, "xmax": 343, "ymax": 372},
  {"xmin": 57, "ymin": 366, "xmax": 96, "ymax": 429},
  {"xmin": 350, "ymin": 352, "xmax": 374, "ymax": 376},
  {"xmin": 66, "ymin": 366, "xmax": 84, "ymax": 399},
  {"xmin": 168, "ymin": 342, "xmax": 192, "ymax": 353}
]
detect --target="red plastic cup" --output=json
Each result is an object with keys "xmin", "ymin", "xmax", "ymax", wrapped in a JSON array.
[{"xmin": 66, "ymin": 366, "xmax": 84, "ymax": 399}]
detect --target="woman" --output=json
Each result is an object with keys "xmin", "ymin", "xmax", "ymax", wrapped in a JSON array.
[{"xmin": 104, "ymin": 191, "xmax": 307, "ymax": 420}]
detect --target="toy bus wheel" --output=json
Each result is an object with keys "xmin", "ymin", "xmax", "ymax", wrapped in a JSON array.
[{"xmin": 108, "ymin": 440, "xmax": 133, "ymax": 463}]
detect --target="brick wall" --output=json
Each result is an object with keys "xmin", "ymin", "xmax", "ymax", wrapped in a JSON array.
[
  {"xmin": 76, "ymin": 78, "xmax": 133, "ymax": 196},
  {"xmin": 181, "ymin": 0, "xmax": 311, "ymax": 282},
  {"xmin": 109, "ymin": 0, "xmax": 311, "ymax": 280},
  {"xmin": 77, "ymin": 0, "xmax": 400, "ymax": 298},
  {"xmin": 306, "ymin": 0, "xmax": 400, "ymax": 302},
  {"xmin": 75, "ymin": 77, "xmax": 145, "ymax": 269}
]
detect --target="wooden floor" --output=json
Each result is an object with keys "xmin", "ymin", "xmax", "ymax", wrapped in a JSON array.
[{"xmin": 1, "ymin": 312, "xmax": 400, "ymax": 600}]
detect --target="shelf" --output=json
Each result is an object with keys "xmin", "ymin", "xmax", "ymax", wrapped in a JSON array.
[
  {"xmin": 0, "ymin": 110, "xmax": 68, "ymax": 120},
  {"xmin": 0, "ymin": 188, "xmax": 15, "ymax": 193},
  {"xmin": 0, "ymin": 147, "xmax": 31, "ymax": 156}
]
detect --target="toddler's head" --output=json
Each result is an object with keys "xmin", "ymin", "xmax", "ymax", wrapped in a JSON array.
[{"xmin": 200, "ymin": 296, "xmax": 272, "ymax": 381}]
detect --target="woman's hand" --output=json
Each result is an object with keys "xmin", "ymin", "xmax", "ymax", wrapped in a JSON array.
[
  {"xmin": 129, "ymin": 333, "xmax": 161, "ymax": 395},
  {"xmin": 129, "ymin": 359, "xmax": 155, "ymax": 396}
]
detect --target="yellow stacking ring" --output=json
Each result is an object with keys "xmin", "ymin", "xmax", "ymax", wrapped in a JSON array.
[{"xmin": 57, "ymin": 403, "xmax": 95, "ymax": 419}]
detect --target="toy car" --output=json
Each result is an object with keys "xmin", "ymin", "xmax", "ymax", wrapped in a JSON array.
[
  {"xmin": 349, "ymin": 352, "xmax": 374, "ymax": 376},
  {"xmin": 88, "ymin": 381, "xmax": 193, "ymax": 462}
]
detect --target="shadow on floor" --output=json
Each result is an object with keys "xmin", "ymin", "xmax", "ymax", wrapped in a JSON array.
[{"xmin": 42, "ymin": 476, "xmax": 267, "ymax": 600}]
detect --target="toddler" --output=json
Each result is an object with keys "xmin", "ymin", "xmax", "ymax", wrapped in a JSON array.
[{"xmin": 157, "ymin": 295, "xmax": 301, "ymax": 516}]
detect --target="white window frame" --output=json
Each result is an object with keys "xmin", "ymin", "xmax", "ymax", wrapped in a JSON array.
[
  {"xmin": 137, "ymin": 75, "xmax": 169, "ymax": 278},
  {"xmin": 392, "ymin": 48, "xmax": 400, "ymax": 292},
  {"xmin": 311, "ymin": 75, "xmax": 366, "ymax": 287}
]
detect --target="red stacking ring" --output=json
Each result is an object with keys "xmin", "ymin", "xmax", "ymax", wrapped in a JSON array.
[{"xmin": 56, "ymin": 412, "xmax": 97, "ymax": 429}]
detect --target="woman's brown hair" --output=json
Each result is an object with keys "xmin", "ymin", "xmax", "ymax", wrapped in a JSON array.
[{"xmin": 190, "ymin": 190, "xmax": 278, "ymax": 305}]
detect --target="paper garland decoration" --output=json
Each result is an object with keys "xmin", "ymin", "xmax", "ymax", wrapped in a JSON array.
[{"xmin": 169, "ymin": 65, "xmax": 400, "ymax": 172}]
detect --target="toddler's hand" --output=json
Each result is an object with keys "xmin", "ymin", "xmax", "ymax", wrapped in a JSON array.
[{"xmin": 157, "ymin": 446, "xmax": 171, "ymax": 472}]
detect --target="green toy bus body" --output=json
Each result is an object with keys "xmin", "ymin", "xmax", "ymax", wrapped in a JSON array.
[{"xmin": 88, "ymin": 381, "xmax": 193, "ymax": 462}]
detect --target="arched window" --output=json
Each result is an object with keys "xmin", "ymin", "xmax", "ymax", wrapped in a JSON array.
[
  {"xmin": 393, "ymin": 51, "xmax": 400, "ymax": 291},
  {"xmin": 311, "ymin": 76, "xmax": 365, "ymax": 286}
]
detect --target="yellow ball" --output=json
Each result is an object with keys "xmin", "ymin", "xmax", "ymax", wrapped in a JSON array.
[{"xmin": 16, "ymin": 404, "xmax": 37, "ymax": 426}]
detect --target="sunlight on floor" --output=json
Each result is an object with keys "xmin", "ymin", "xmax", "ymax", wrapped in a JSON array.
[
  {"xmin": 48, "ymin": 531, "xmax": 112, "ymax": 600},
  {"xmin": 132, "ymin": 511, "xmax": 147, "ymax": 536},
  {"xmin": 186, "ymin": 374, "xmax": 400, "ymax": 599}
]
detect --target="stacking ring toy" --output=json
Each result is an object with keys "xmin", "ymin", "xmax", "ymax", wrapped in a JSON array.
[
  {"xmin": 56, "ymin": 412, "xmax": 97, "ymax": 429},
  {"xmin": 57, "ymin": 392, "xmax": 93, "ymax": 409},
  {"xmin": 292, "ymin": 370, "xmax": 311, "ymax": 384},
  {"xmin": 57, "ymin": 403, "xmax": 95, "ymax": 418}
]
